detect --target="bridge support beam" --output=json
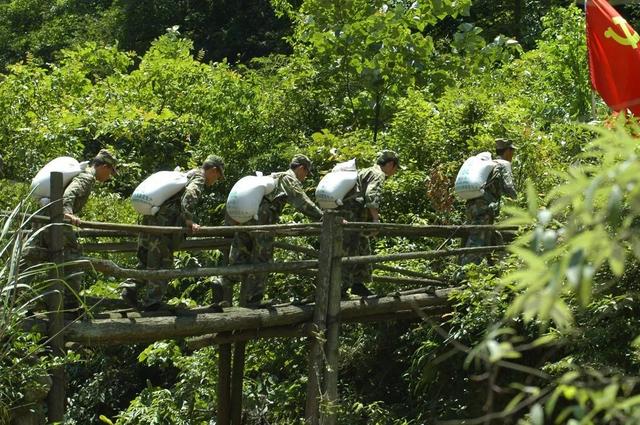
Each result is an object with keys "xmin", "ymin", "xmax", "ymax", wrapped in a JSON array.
[{"xmin": 46, "ymin": 172, "xmax": 65, "ymax": 423}]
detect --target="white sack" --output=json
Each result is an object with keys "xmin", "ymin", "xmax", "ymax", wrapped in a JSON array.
[
  {"xmin": 226, "ymin": 173, "xmax": 276, "ymax": 223},
  {"xmin": 30, "ymin": 157, "xmax": 86, "ymax": 199},
  {"xmin": 315, "ymin": 159, "xmax": 358, "ymax": 209},
  {"xmin": 131, "ymin": 171, "xmax": 189, "ymax": 215},
  {"xmin": 454, "ymin": 152, "xmax": 496, "ymax": 200},
  {"xmin": 331, "ymin": 158, "xmax": 357, "ymax": 172}
]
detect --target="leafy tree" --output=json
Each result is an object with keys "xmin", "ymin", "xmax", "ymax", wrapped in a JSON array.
[{"xmin": 273, "ymin": 0, "xmax": 472, "ymax": 142}]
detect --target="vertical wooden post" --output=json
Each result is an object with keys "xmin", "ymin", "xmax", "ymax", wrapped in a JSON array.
[
  {"xmin": 230, "ymin": 278, "xmax": 249, "ymax": 424},
  {"xmin": 217, "ymin": 343, "xmax": 232, "ymax": 425},
  {"xmin": 230, "ymin": 342, "xmax": 246, "ymax": 425},
  {"xmin": 320, "ymin": 214, "xmax": 343, "ymax": 425},
  {"xmin": 46, "ymin": 172, "xmax": 65, "ymax": 422},
  {"xmin": 305, "ymin": 211, "xmax": 338, "ymax": 424},
  {"xmin": 217, "ymin": 235, "xmax": 233, "ymax": 425}
]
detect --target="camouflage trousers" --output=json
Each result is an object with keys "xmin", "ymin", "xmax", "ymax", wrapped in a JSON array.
[
  {"xmin": 227, "ymin": 201, "xmax": 278, "ymax": 305},
  {"xmin": 460, "ymin": 201, "xmax": 502, "ymax": 266},
  {"xmin": 22, "ymin": 223, "xmax": 84, "ymax": 306},
  {"xmin": 338, "ymin": 205, "xmax": 372, "ymax": 289},
  {"xmin": 121, "ymin": 206, "xmax": 182, "ymax": 308}
]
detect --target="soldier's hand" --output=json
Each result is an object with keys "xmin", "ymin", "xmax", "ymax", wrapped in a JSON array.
[
  {"xmin": 187, "ymin": 220, "xmax": 201, "ymax": 233},
  {"xmin": 65, "ymin": 214, "xmax": 81, "ymax": 226},
  {"xmin": 367, "ymin": 218, "xmax": 380, "ymax": 237}
]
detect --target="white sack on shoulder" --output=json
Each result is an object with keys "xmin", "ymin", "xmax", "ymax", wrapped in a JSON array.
[
  {"xmin": 454, "ymin": 152, "xmax": 496, "ymax": 200},
  {"xmin": 226, "ymin": 173, "xmax": 276, "ymax": 224},
  {"xmin": 31, "ymin": 157, "xmax": 84, "ymax": 199},
  {"xmin": 316, "ymin": 159, "xmax": 358, "ymax": 210},
  {"xmin": 131, "ymin": 171, "xmax": 189, "ymax": 215}
]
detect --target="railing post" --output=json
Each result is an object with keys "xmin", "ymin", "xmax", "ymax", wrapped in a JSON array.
[
  {"xmin": 230, "ymin": 277, "xmax": 249, "ymax": 424},
  {"xmin": 305, "ymin": 211, "xmax": 338, "ymax": 424},
  {"xmin": 46, "ymin": 171, "xmax": 65, "ymax": 422},
  {"xmin": 320, "ymin": 214, "xmax": 343, "ymax": 425},
  {"xmin": 217, "ymin": 236, "xmax": 233, "ymax": 425}
]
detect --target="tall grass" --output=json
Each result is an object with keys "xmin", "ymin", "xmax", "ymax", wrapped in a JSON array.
[{"xmin": 0, "ymin": 197, "xmax": 68, "ymax": 423}]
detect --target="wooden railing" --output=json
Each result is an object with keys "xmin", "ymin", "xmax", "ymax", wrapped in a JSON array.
[{"xmin": 6, "ymin": 172, "xmax": 517, "ymax": 425}]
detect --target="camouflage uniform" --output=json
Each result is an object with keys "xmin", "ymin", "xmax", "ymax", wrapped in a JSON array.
[
  {"xmin": 124, "ymin": 169, "xmax": 207, "ymax": 308},
  {"xmin": 23, "ymin": 150, "xmax": 117, "ymax": 306},
  {"xmin": 461, "ymin": 159, "xmax": 517, "ymax": 265},
  {"xmin": 229, "ymin": 167, "xmax": 322, "ymax": 304},
  {"xmin": 19, "ymin": 166, "xmax": 100, "ymax": 305},
  {"xmin": 338, "ymin": 164, "xmax": 388, "ymax": 290}
]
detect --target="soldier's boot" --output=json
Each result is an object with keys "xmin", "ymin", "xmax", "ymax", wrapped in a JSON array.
[
  {"xmin": 140, "ymin": 280, "xmax": 167, "ymax": 311},
  {"xmin": 64, "ymin": 276, "xmax": 82, "ymax": 311},
  {"xmin": 350, "ymin": 282, "xmax": 373, "ymax": 297},
  {"xmin": 119, "ymin": 280, "xmax": 139, "ymax": 308}
]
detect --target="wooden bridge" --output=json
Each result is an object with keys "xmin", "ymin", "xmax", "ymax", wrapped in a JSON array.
[{"xmin": 12, "ymin": 173, "xmax": 516, "ymax": 425}]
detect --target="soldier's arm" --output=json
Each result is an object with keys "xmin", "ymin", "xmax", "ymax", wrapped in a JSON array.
[
  {"xmin": 281, "ymin": 174, "xmax": 323, "ymax": 220},
  {"xmin": 181, "ymin": 174, "xmax": 205, "ymax": 228},
  {"xmin": 62, "ymin": 173, "xmax": 94, "ymax": 223},
  {"xmin": 498, "ymin": 163, "xmax": 517, "ymax": 199},
  {"xmin": 363, "ymin": 172, "xmax": 386, "ymax": 211}
]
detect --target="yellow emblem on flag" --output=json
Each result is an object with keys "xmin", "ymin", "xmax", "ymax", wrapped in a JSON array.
[{"xmin": 605, "ymin": 16, "xmax": 640, "ymax": 49}]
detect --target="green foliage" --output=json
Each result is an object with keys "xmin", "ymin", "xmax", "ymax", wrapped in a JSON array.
[
  {"xmin": 0, "ymin": 0, "xmax": 293, "ymax": 69},
  {"xmin": 0, "ymin": 199, "xmax": 68, "ymax": 423},
  {"xmin": 505, "ymin": 123, "xmax": 640, "ymax": 326},
  {"xmin": 280, "ymin": 0, "xmax": 471, "ymax": 138},
  {"xmin": 2, "ymin": 1, "xmax": 636, "ymax": 423}
]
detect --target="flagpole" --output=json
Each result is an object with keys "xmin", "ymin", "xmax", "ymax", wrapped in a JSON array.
[{"xmin": 584, "ymin": 0, "xmax": 599, "ymax": 120}]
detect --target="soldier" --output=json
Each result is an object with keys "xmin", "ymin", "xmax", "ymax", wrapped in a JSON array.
[
  {"xmin": 61, "ymin": 149, "xmax": 118, "ymax": 308},
  {"xmin": 120, "ymin": 155, "xmax": 225, "ymax": 310},
  {"xmin": 339, "ymin": 150, "xmax": 399, "ymax": 297},
  {"xmin": 228, "ymin": 154, "xmax": 323, "ymax": 307},
  {"xmin": 460, "ymin": 138, "xmax": 517, "ymax": 266}
]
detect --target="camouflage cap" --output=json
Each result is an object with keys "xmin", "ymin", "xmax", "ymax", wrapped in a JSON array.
[
  {"xmin": 94, "ymin": 149, "xmax": 118, "ymax": 173},
  {"xmin": 290, "ymin": 154, "xmax": 313, "ymax": 174},
  {"xmin": 495, "ymin": 138, "xmax": 517, "ymax": 150},
  {"xmin": 376, "ymin": 150, "xmax": 399, "ymax": 165},
  {"xmin": 203, "ymin": 154, "xmax": 225, "ymax": 177}
]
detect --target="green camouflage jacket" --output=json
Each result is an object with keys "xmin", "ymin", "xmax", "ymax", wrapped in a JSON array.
[
  {"xmin": 343, "ymin": 164, "xmax": 387, "ymax": 210},
  {"xmin": 467, "ymin": 159, "xmax": 517, "ymax": 217},
  {"xmin": 180, "ymin": 168, "xmax": 206, "ymax": 222},
  {"xmin": 263, "ymin": 169, "xmax": 323, "ymax": 220},
  {"xmin": 62, "ymin": 167, "xmax": 97, "ymax": 215}
]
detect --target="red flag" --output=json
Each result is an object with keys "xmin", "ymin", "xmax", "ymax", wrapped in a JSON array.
[{"xmin": 586, "ymin": 0, "xmax": 640, "ymax": 115}]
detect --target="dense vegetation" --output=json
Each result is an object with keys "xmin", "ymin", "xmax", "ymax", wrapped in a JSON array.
[{"xmin": 1, "ymin": 0, "xmax": 640, "ymax": 423}]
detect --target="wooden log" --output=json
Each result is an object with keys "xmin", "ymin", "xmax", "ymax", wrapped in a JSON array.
[
  {"xmin": 374, "ymin": 264, "xmax": 440, "ymax": 280},
  {"xmin": 341, "ymin": 245, "xmax": 507, "ymax": 265},
  {"xmin": 46, "ymin": 172, "xmax": 65, "ymax": 423},
  {"xmin": 372, "ymin": 275, "xmax": 444, "ymax": 286},
  {"xmin": 65, "ymin": 290, "xmax": 452, "ymax": 346},
  {"xmin": 81, "ymin": 238, "xmax": 231, "ymax": 253},
  {"xmin": 186, "ymin": 305, "xmax": 451, "ymax": 349},
  {"xmin": 77, "ymin": 229, "xmax": 135, "ymax": 238},
  {"xmin": 231, "ymin": 342, "xmax": 245, "ymax": 425},
  {"xmin": 230, "ymin": 273, "xmax": 250, "ymax": 425},
  {"xmin": 305, "ymin": 212, "xmax": 338, "ymax": 424},
  {"xmin": 81, "ymin": 242, "xmax": 138, "ymax": 252},
  {"xmin": 189, "ymin": 323, "xmax": 315, "ymax": 350},
  {"xmin": 0, "ymin": 212, "xmax": 322, "ymax": 236},
  {"xmin": 217, "ymin": 239, "xmax": 233, "ymax": 425},
  {"xmin": 274, "ymin": 241, "xmax": 318, "ymax": 257},
  {"xmin": 386, "ymin": 287, "xmax": 438, "ymax": 297},
  {"xmin": 4, "ymin": 211, "xmax": 519, "ymax": 239},
  {"xmin": 76, "ymin": 219, "xmax": 321, "ymax": 237},
  {"xmin": 342, "ymin": 222, "xmax": 518, "ymax": 238},
  {"xmin": 321, "ymin": 215, "xmax": 344, "ymax": 425},
  {"xmin": 87, "ymin": 258, "xmax": 318, "ymax": 279},
  {"xmin": 218, "ymin": 343, "xmax": 232, "ymax": 425}
]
